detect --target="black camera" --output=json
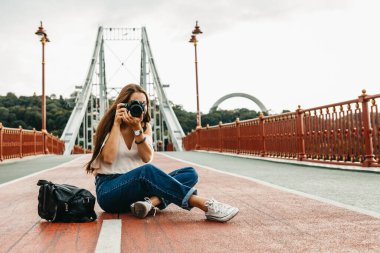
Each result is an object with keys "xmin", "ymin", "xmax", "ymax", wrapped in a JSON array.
[{"xmin": 123, "ymin": 100, "xmax": 145, "ymax": 118}]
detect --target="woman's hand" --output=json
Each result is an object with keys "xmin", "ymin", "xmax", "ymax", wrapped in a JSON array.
[
  {"xmin": 124, "ymin": 110, "xmax": 144, "ymax": 131},
  {"xmin": 114, "ymin": 103, "xmax": 128, "ymax": 126}
]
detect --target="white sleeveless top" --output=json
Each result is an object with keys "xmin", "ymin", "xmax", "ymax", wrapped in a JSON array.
[{"xmin": 91, "ymin": 133, "xmax": 153, "ymax": 176}]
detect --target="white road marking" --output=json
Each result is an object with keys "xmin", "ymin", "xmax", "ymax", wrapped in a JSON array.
[
  {"xmin": 160, "ymin": 153, "xmax": 380, "ymax": 219},
  {"xmin": 95, "ymin": 219, "xmax": 122, "ymax": 253},
  {"xmin": 0, "ymin": 155, "xmax": 86, "ymax": 188}
]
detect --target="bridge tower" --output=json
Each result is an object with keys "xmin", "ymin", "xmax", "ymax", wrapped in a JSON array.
[{"xmin": 61, "ymin": 27, "xmax": 185, "ymax": 154}]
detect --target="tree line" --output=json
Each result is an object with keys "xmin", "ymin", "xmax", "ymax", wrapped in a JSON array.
[
  {"xmin": 0, "ymin": 92, "xmax": 74, "ymax": 137},
  {"xmin": 172, "ymin": 104, "xmax": 266, "ymax": 134},
  {"xmin": 0, "ymin": 92, "xmax": 266, "ymax": 138}
]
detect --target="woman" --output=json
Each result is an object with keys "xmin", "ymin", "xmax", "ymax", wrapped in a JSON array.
[{"xmin": 86, "ymin": 84, "xmax": 239, "ymax": 222}]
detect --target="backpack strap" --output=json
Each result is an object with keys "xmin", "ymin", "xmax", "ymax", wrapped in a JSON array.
[{"xmin": 37, "ymin": 179, "xmax": 52, "ymax": 186}]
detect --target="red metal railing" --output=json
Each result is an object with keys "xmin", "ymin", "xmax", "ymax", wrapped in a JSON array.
[
  {"xmin": 72, "ymin": 145, "xmax": 92, "ymax": 154},
  {"xmin": 0, "ymin": 123, "xmax": 65, "ymax": 161},
  {"xmin": 0, "ymin": 123, "xmax": 93, "ymax": 161},
  {"xmin": 183, "ymin": 90, "xmax": 380, "ymax": 168}
]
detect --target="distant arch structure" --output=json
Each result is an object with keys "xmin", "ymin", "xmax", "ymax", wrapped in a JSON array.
[{"xmin": 210, "ymin": 92, "xmax": 268, "ymax": 113}]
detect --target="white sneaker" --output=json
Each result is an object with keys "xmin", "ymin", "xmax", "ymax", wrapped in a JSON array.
[
  {"xmin": 130, "ymin": 197, "xmax": 157, "ymax": 219},
  {"xmin": 205, "ymin": 199, "xmax": 239, "ymax": 222}
]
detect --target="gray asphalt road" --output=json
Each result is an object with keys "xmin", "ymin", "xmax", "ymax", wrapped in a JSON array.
[
  {"xmin": 164, "ymin": 151, "xmax": 380, "ymax": 214},
  {"xmin": 0, "ymin": 155, "xmax": 82, "ymax": 184}
]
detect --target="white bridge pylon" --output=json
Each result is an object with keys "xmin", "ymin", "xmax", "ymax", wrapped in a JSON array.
[{"xmin": 61, "ymin": 27, "xmax": 185, "ymax": 154}]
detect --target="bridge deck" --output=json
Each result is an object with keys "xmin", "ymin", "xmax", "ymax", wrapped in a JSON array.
[{"xmin": 0, "ymin": 153, "xmax": 379, "ymax": 252}]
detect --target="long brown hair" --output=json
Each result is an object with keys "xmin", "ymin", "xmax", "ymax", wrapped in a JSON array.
[{"xmin": 85, "ymin": 83, "xmax": 151, "ymax": 173}]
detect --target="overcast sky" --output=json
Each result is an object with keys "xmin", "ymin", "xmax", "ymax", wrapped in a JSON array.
[{"xmin": 1, "ymin": 0, "xmax": 380, "ymax": 114}]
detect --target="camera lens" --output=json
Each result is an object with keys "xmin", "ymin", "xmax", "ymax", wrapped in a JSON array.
[
  {"xmin": 130, "ymin": 105, "xmax": 142, "ymax": 117},
  {"xmin": 128, "ymin": 101, "xmax": 144, "ymax": 117}
]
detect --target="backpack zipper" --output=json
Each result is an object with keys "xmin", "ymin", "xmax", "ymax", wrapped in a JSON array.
[{"xmin": 65, "ymin": 203, "xmax": 69, "ymax": 212}]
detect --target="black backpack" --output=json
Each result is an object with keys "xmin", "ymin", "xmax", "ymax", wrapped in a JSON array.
[{"xmin": 37, "ymin": 180, "xmax": 97, "ymax": 222}]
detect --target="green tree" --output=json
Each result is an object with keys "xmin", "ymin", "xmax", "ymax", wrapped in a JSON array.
[
  {"xmin": 173, "ymin": 105, "xmax": 262, "ymax": 134},
  {"xmin": 0, "ymin": 94, "xmax": 74, "ymax": 136},
  {"xmin": 3, "ymin": 92, "xmax": 18, "ymax": 107},
  {"xmin": 172, "ymin": 104, "xmax": 197, "ymax": 134},
  {"xmin": 0, "ymin": 107, "xmax": 9, "ymax": 126}
]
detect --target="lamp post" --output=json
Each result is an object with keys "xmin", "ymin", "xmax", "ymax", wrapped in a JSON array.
[
  {"xmin": 189, "ymin": 21, "xmax": 203, "ymax": 128},
  {"xmin": 35, "ymin": 21, "xmax": 50, "ymax": 130}
]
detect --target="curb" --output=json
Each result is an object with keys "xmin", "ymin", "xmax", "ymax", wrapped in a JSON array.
[{"xmin": 194, "ymin": 150, "xmax": 380, "ymax": 173}]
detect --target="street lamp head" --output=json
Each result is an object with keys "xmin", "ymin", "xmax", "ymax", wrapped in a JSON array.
[
  {"xmin": 189, "ymin": 35, "xmax": 197, "ymax": 44},
  {"xmin": 35, "ymin": 21, "xmax": 46, "ymax": 36},
  {"xmin": 36, "ymin": 21, "xmax": 50, "ymax": 43},
  {"xmin": 192, "ymin": 21, "xmax": 203, "ymax": 35}
]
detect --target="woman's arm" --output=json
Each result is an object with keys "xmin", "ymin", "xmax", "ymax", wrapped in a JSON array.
[
  {"xmin": 100, "ymin": 124, "xmax": 120, "ymax": 164},
  {"xmin": 124, "ymin": 110, "xmax": 153, "ymax": 163},
  {"xmin": 134, "ymin": 122, "xmax": 153, "ymax": 163},
  {"xmin": 101, "ymin": 104, "xmax": 126, "ymax": 164}
]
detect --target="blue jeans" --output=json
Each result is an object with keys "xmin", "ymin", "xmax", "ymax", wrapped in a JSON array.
[{"xmin": 95, "ymin": 163, "xmax": 198, "ymax": 213}]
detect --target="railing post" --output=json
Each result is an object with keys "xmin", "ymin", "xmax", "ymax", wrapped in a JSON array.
[
  {"xmin": 188, "ymin": 131, "xmax": 192, "ymax": 150},
  {"xmin": 236, "ymin": 118, "xmax": 240, "ymax": 154},
  {"xmin": 259, "ymin": 113, "xmax": 266, "ymax": 157},
  {"xmin": 42, "ymin": 129, "xmax": 49, "ymax": 154},
  {"xmin": 19, "ymin": 125, "xmax": 23, "ymax": 158},
  {"xmin": 187, "ymin": 133, "xmax": 190, "ymax": 151},
  {"xmin": 0, "ymin": 123, "xmax": 3, "ymax": 161},
  {"xmin": 61, "ymin": 139, "xmax": 65, "ymax": 154},
  {"xmin": 359, "ymin": 89, "xmax": 376, "ymax": 166},
  {"xmin": 195, "ymin": 125, "xmax": 201, "ymax": 150},
  {"xmin": 218, "ymin": 121, "xmax": 222, "ymax": 152},
  {"xmin": 296, "ymin": 105, "xmax": 306, "ymax": 160},
  {"xmin": 206, "ymin": 124, "xmax": 209, "ymax": 151},
  {"xmin": 33, "ymin": 128, "xmax": 36, "ymax": 155},
  {"xmin": 51, "ymin": 134, "xmax": 54, "ymax": 154},
  {"xmin": 52, "ymin": 135, "xmax": 55, "ymax": 154}
]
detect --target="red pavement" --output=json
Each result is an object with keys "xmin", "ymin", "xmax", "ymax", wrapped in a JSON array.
[{"xmin": 0, "ymin": 153, "xmax": 379, "ymax": 252}]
